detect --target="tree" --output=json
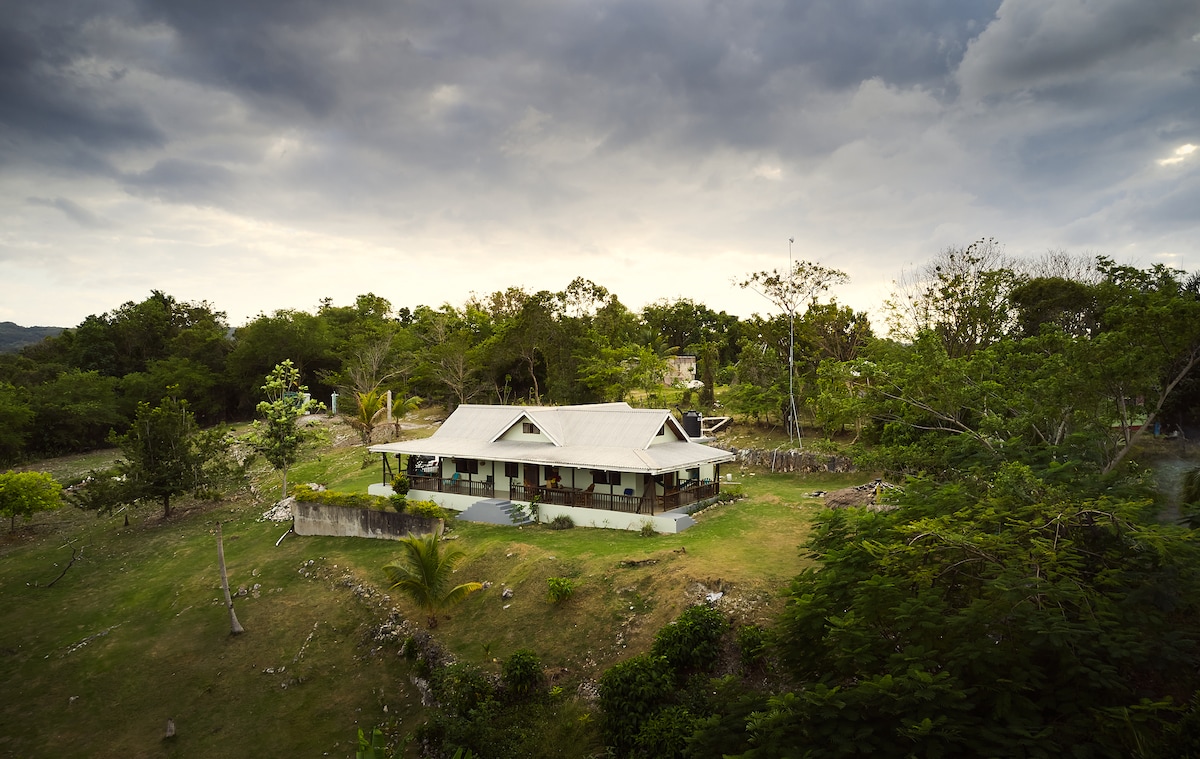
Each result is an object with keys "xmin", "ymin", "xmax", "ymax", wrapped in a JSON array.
[
  {"xmin": 0, "ymin": 470, "xmax": 62, "ymax": 531},
  {"xmin": 114, "ymin": 396, "xmax": 233, "ymax": 518},
  {"xmin": 739, "ymin": 258, "xmax": 849, "ymax": 444},
  {"xmin": 383, "ymin": 532, "xmax": 482, "ymax": 628},
  {"xmin": 216, "ymin": 522, "xmax": 245, "ymax": 635},
  {"xmin": 0, "ymin": 383, "xmax": 34, "ymax": 465},
  {"xmin": 753, "ymin": 466, "xmax": 1200, "ymax": 758},
  {"xmin": 885, "ymin": 238, "xmax": 1018, "ymax": 357},
  {"xmin": 26, "ymin": 369, "xmax": 123, "ymax": 457},
  {"xmin": 250, "ymin": 360, "xmax": 324, "ymax": 500},
  {"xmin": 347, "ymin": 389, "xmax": 388, "ymax": 446}
]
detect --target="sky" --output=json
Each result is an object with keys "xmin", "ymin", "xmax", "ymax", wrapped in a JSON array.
[{"xmin": 2, "ymin": 0, "xmax": 1198, "ymax": 330}]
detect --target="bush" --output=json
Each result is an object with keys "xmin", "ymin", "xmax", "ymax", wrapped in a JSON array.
[
  {"xmin": 501, "ymin": 649, "xmax": 544, "ymax": 701},
  {"xmin": 547, "ymin": 577, "xmax": 576, "ymax": 604},
  {"xmin": 639, "ymin": 520, "xmax": 657, "ymax": 537},
  {"xmin": 633, "ymin": 705, "xmax": 697, "ymax": 759},
  {"xmin": 547, "ymin": 514, "xmax": 574, "ymax": 530},
  {"xmin": 651, "ymin": 604, "xmax": 728, "ymax": 679},
  {"xmin": 388, "ymin": 494, "xmax": 407, "ymax": 512},
  {"xmin": 598, "ymin": 654, "xmax": 673, "ymax": 756},
  {"xmin": 292, "ymin": 484, "xmax": 385, "ymax": 510},
  {"xmin": 430, "ymin": 662, "xmax": 497, "ymax": 716},
  {"xmin": 736, "ymin": 624, "xmax": 768, "ymax": 669},
  {"xmin": 406, "ymin": 499, "xmax": 447, "ymax": 520},
  {"xmin": 715, "ymin": 484, "xmax": 745, "ymax": 503},
  {"xmin": 391, "ymin": 473, "xmax": 410, "ymax": 495}
]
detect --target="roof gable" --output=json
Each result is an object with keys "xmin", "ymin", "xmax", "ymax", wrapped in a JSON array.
[{"xmin": 493, "ymin": 411, "xmax": 562, "ymax": 446}]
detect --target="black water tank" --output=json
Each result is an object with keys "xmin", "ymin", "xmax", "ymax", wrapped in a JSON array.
[{"xmin": 682, "ymin": 410, "xmax": 702, "ymax": 438}]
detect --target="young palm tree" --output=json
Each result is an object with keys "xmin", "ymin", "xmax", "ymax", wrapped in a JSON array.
[
  {"xmin": 348, "ymin": 389, "xmax": 387, "ymax": 446},
  {"xmin": 383, "ymin": 532, "xmax": 482, "ymax": 628},
  {"xmin": 390, "ymin": 393, "xmax": 423, "ymax": 437}
]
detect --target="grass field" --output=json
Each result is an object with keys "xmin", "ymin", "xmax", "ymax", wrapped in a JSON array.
[{"xmin": 0, "ymin": 418, "xmax": 871, "ymax": 758}]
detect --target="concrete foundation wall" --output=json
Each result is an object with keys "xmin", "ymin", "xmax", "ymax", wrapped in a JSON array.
[
  {"xmin": 404, "ymin": 489, "xmax": 694, "ymax": 533},
  {"xmin": 537, "ymin": 503, "xmax": 695, "ymax": 534},
  {"xmin": 293, "ymin": 501, "xmax": 442, "ymax": 540}
]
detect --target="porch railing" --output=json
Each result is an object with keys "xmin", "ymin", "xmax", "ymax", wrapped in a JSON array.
[
  {"xmin": 510, "ymin": 483, "xmax": 651, "ymax": 513},
  {"xmin": 408, "ymin": 475, "xmax": 495, "ymax": 499},
  {"xmin": 406, "ymin": 474, "xmax": 720, "ymax": 515}
]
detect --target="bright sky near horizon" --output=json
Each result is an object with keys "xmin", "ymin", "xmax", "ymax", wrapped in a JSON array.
[{"xmin": 2, "ymin": 0, "xmax": 1198, "ymax": 329}]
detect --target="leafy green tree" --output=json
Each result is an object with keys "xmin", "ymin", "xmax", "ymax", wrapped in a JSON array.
[
  {"xmin": 885, "ymin": 238, "xmax": 1019, "ymax": 357},
  {"xmin": 26, "ymin": 370, "xmax": 123, "ymax": 456},
  {"xmin": 0, "ymin": 383, "xmax": 34, "ymax": 465},
  {"xmin": 383, "ymin": 532, "xmax": 482, "ymax": 628},
  {"xmin": 0, "ymin": 470, "xmax": 63, "ymax": 531},
  {"xmin": 227, "ymin": 310, "xmax": 336, "ymax": 413},
  {"xmin": 577, "ymin": 344, "xmax": 668, "ymax": 403},
  {"xmin": 114, "ymin": 396, "xmax": 234, "ymax": 518},
  {"xmin": 250, "ymin": 360, "xmax": 324, "ymax": 500},
  {"xmin": 756, "ymin": 465, "xmax": 1200, "ymax": 758}
]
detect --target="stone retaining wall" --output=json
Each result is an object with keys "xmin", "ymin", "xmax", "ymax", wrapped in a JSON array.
[
  {"xmin": 292, "ymin": 502, "xmax": 442, "ymax": 540},
  {"xmin": 721, "ymin": 447, "xmax": 857, "ymax": 474}
]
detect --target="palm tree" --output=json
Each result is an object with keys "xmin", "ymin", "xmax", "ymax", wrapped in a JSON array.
[
  {"xmin": 348, "ymin": 389, "xmax": 387, "ymax": 446},
  {"xmin": 383, "ymin": 532, "xmax": 482, "ymax": 628},
  {"xmin": 390, "ymin": 393, "xmax": 423, "ymax": 437}
]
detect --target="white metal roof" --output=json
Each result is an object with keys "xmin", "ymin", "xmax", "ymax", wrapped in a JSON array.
[{"xmin": 369, "ymin": 402, "xmax": 733, "ymax": 474}]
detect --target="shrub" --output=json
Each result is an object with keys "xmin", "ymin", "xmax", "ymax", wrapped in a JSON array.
[
  {"xmin": 547, "ymin": 577, "xmax": 576, "ymax": 604},
  {"xmin": 406, "ymin": 499, "xmax": 447, "ymax": 520},
  {"xmin": 547, "ymin": 514, "xmax": 574, "ymax": 530},
  {"xmin": 639, "ymin": 520, "xmax": 657, "ymax": 537},
  {"xmin": 715, "ymin": 484, "xmax": 745, "ymax": 503},
  {"xmin": 391, "ymin": 473, "xmax": 410, "ymax": 495},
  {"xmin": 388, "ymin": 494, "xmax": 407, "ymax": 512},
  {"xmin": 501, "ymin": 649, "xmax": 544, "ymax": 701},
  {"xmin": 633, "ymin": 705, "xmax": 697, "ymax": 759},
  {"xmin": 430, "ymin": 662, "xmax": 497, "ymax": 716},
  {"xmin": 292, "ymin": 484, "xmax": 385, "ymax": 510},
  {"xmin": 651, "ymin": 604, "xmax": 728, "ymax": 679},
  {"xmin": 598, "ymin": 654, "xmax": 673, "ymax": 756},
  {"xmin": 736, "ymin": 624, "xmax": 768, "ymax": 669}
]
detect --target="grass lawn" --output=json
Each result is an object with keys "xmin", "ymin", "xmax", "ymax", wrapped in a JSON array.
[{"xmin": 0, "ymin": 420, "xmax": 876, "ymax": 758}]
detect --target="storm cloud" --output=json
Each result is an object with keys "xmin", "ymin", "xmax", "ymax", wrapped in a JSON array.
[{"xmin": 1, "ymin": 0, "xmax": 1197, "ymax": 327}]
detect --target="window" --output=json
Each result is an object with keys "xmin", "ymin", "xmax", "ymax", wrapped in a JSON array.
[
  {"xmin": 591, "ymin": 469, "xmax": 622, "ymax": 485},
  {"xmin": 658, "ymin": 424, "xmax": 666, "ymax": 436},
  {"xmin": 504, "ymin": 461, "xmax": 519, "ymax": 478},
  {"xmin": 454, "ymin": 458, "xmax": 479, "ymax": 475},
  {"xmin": 686, "ymin": 467, "xmax": 700, "ymax": 481},
  {"xmin": 522, "ymin": 422, "xmax": 540, "ymax": 435}
]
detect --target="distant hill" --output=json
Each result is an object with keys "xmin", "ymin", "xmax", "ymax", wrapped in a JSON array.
[{"xmin": 0, "ymin": 321, "xmax": 64, "ymax": 353}]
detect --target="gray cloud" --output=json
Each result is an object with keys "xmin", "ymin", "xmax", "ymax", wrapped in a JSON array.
[
  {"xmin": 1, "ymin": 0, "xmax": 1198, "ymax": 328},
  {"xmin": 25, "ymin": 197, "xmax": 109, "ymax": 228}
]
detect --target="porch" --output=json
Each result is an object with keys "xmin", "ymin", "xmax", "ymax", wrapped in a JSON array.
[{"xmin": 402, "ymin": 472, "xmax": 720, "ymax": 516}]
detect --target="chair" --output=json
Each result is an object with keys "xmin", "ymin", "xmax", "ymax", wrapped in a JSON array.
[{"xmin": 623, "ymin": 487, "xmax": 634, "ymax": 497}]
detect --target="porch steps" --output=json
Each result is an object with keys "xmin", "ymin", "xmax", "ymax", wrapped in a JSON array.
[{"xmin": 457, "ymin": 498, "xmax": 534, "ymax": 527}]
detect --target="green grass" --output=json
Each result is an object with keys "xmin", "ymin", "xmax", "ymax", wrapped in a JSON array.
[{"xmin": 0, "ymin": 417, "xmax": 878, "ymax": 758}]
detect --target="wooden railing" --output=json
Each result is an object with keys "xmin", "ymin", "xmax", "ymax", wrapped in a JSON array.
[
  {"xmin": 663, "ymin": 481, "xmax": 720, "ymax": 510},
  {"xmin": 408, "ymin": 475, "xmax": 495, "ymax": 499},
  {"xmin": 408, "ymin": 474, "xmax": 720, "ymax": 515}
]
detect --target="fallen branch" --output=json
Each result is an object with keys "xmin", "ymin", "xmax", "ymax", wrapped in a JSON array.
[{"xmin": 46, "ymin": 547, "xmax": 84, "ymax": 589}]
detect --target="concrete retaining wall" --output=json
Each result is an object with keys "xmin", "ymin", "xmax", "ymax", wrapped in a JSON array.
[{"xmin": 292, "ymin": 501, "xmax": 442, "ymax": 540}]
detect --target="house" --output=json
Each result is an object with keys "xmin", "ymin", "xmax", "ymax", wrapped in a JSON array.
[
  {"xmin": 367, "ymin": 402, "xmax": 735, "ymax": 533},
  {"xmin": 664, "ymin": 355, "xmax": 697, "ymax": 386}
]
